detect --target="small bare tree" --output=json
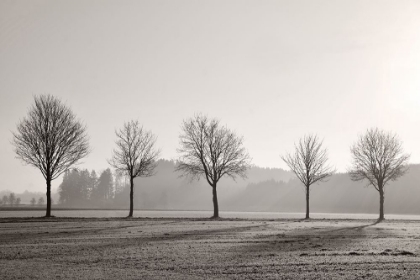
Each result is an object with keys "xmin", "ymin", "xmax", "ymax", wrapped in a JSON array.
[
  {"xmin": 109, "ymin": 120, "xmax": 160, "ymax": 217},
  {"xmin": 176, "ymin": 114, "xmax": 251, "ymax": 218},
  {"xmin": 38, "ymin": 197, "xmax": 45, "ymax": 206},
  {"xmin": 281, "ymin": 134, "xmax": 334, "ymax": 219},
  {"xmin": 8, "ymin": 193, "xmax": 16, "ymax": 206},
  {"xmin": 13, "ymin": 95, "xmax": 90, "ymax": 217},
  {"xmin": 2, "ymin": 196, "xmax": 8, "ymax": 206},
  {"xmin": 349, "ymin": 128, "xmax": 410, "ymax": 221}
]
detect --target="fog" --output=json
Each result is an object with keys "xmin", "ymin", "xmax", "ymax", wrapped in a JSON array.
[
  {"xmin": 3, "ymin": 160, "xmax": 420, "ymax": 215},
  {"xmin": 1, "ymin": 0, "xmax": 420, "ymax": 195}
]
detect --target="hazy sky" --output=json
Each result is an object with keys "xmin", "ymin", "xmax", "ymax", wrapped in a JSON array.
[{"xmin": 1, "ymin": 0, "xmax": 420, "ymax": 193}]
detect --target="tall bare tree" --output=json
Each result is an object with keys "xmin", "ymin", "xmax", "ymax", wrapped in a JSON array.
[
  {"xmin": 12, "ymin": 95, "xmax": 90, "ymax": 217},
  {"xmin": 109, "ymin": 120, "xmax": 160, "ymax": 217},
  {"xmin": 176, "ymin": 114, "xmax": 251, "ymax": 218},
  {"xmin": 281, "ymin": 134, "xmax": 334, "ymax": 219},
  {"xmin": 349, "ymin": 128, "xmax": 410, "ymax": 221}
]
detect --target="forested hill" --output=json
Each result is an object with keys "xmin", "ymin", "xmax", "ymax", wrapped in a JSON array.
[
  {"xmin": 135, "ymin": 161, "xmax": 420, "ymax": 215},
  {"xmin": 223, "ymin": 164, "xmax": 420, "ymax": 215},
  {"xmin": 132, "ymin": 159, "xmax": 293, "ymax": 210},
  {"xmin": 6, "ymin": 160, "xmax": 420, "ymax": 215}
]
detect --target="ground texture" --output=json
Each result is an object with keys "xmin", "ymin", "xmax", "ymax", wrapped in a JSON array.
[{"xmin": 1, "ymin": 218, "xmax": 420, "ymax": 279}]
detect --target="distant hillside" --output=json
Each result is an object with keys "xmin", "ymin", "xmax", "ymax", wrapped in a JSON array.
[
  {"xmin": 133, "ymin": 159, "xmax": 293, "ymax": 210},
  {"xmin": 223, "ymin": 164, "xmax": 420, "ymax": 215},
  {"xmin": 134, "ymin": 161, "xmax": 420, "ymax": 215},
  {"xmin": 5, "ymin": 160, "xmax": 419, "ymax": 215}
]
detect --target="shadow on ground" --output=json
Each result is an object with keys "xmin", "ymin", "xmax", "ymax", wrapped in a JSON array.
[{"xmin": 229, "ymin": 219, "xmax": 393, "ymax": 261}]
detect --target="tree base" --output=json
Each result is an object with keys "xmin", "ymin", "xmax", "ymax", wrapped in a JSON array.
[
  {"xmin": 43, "ymin": 215, "xmax": 56, "ymax": 218},
  {"xmin": 210, "ymin": 216, "xmax": 220, "ymax": 219}
]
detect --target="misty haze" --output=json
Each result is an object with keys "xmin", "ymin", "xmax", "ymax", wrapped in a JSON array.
[{"xmin": 1, "ymin": 1, "xmax": 420, "ymax": 279}]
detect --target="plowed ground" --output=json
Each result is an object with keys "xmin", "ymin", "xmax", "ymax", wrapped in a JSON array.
[{"xmin": 1, "ymin": 218, "xmax": 420, "ymax": 279}]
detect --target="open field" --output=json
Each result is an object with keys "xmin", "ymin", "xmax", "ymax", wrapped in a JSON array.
[{"xmin": 1, "ymin": 218, "xmax": 420, "ymax": 279}]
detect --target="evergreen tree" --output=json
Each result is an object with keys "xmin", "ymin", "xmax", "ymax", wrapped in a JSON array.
[
  {"xmin": 78, "ymin": 169, "xmax": 91, "ymax": 205},
  {"xmin": 88, "ymin": 170, "xmax": 98, "ymax": 200},
  {"xmin": 114, "ymin": 172, "xmax": 127, "ymax": 195},
  {"xmin": 113, "ymin": 172, "xmax": 129, "ymax": 207},
  {"xmin": 59, "ymin": 168, "xmax": 103, "ymax": 207},
  {"xmin": 58, "ymin": 170, "xmax": 72, "ymax": 205},
  {"xmin": 92, "ymin": 169, "xmax": 114, "ymax": 206}
]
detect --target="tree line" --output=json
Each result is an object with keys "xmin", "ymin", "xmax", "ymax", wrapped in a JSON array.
[
  {"xmin": 12, "ymin": 94, "xmax": 411, "ymax": 222},
  {"xmin": 0, "ymin": 193, "xmax": 21, "ymax": 207},
  {"xmin": 58, "ymin": 168, "xmax": 129, "ymax": 207},
  {"xmin": 0, "ymin": 193, "xmax": 46, "ymax": 207}
]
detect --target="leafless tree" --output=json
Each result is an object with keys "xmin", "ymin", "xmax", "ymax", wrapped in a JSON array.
[
  {"xmin": 281, "ymin": 134, "xmax": 334, "ymax": 219},
  {"xmin": 8, "ymin": 193, "xmax": 16, "ymax": 206},
  {"xmin": 349, "ymin": 128, "xmax": 410, "ymax": 221},
  {"xmin": 109, "ymin": 120, "xmax": 160, "ymax": 217},
  {"xmin": 38, "ymin": 197, "xmax": 45, "ymax": 206},
  {"xmin": 1, "ymin": 195, "xmax": 8, "ymax": 206},
  {"xmin": 176, "ymin": 114, "xmax": 251, "ymax": 218},
  {"xmin": 12, "ymin": 95, "xmax": 90, "ymax": 217}
]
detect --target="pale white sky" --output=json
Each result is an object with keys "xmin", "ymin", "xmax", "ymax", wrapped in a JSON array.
[{"xmin": 1, "ymin": 0, "xmax": 419, "ymax": 193}]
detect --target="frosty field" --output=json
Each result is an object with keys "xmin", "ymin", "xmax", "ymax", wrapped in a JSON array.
[{"xmin": 1, "ymin": 217, "xmax": 420, "ymax": 279}]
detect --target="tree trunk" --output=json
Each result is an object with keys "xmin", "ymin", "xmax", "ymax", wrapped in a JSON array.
[
  {"xmin": 379, "ymin": 187, "xmax": 385, "ymax": 221},
  {"xmin": 305, "ymin": 185, "xmax": 310, "ymax": 219},
  {"xmin": 128, "ymin": 176, "xmax": 134, "ymax": 217},
  {"xmin": 212, "ymin": 185, "xmax": 219, "ymax": 218},
  {"xmin": 46, "ymin": 178, "xmax": 51, "ymax": 217}
]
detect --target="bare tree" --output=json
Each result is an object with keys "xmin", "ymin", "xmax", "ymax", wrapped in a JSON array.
[
  {"xmin": 12, "ymin": 95, "xmax": 90, "ymax": 217},
  {"xmin": 109, "ymin": 120, "xmax": 160, "ymax": 217},
  {"xmin": 30, "ymin": 197, "xmax": 36, "ymax": 206},
  {"xmin": 349, "ymin": 128, "xmax": 410, "ymax": 221},
  {"xmin": 38, "ymin": 197, "xmax": 45, "ymax": 206},
  {"xmin": 281, "ymin": 134, "xmax": 334, "ymax": 219},
  {"xmin": 8, "ymin": 193, "xmax": 16, "ymax": 206},
  {"xmin": 2, "ymin": 195, "xmax": 8, "ymax": 206},
  {"xmin": 176, "ymin": 114, "xmax": 251, "ymax": 218}
]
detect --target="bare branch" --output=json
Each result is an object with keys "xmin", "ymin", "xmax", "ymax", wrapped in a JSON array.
[
  {"xmin": 281, "ymin": 134, "xmax": 335, "ymax": 188},
  {"xmin": 12, "ymin": 94, "xmax": 90, "ymax": 181},
  {"xmin": 348, "ymin": 128, "xmax": 410, "ymax": 192},
  {"xmin": 109, "ymin": 120, "xmax": 160, "ymax": 180},
  {"xmin": 175, "ymin": 114, "xmax": 252, "ymax": 187}
]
